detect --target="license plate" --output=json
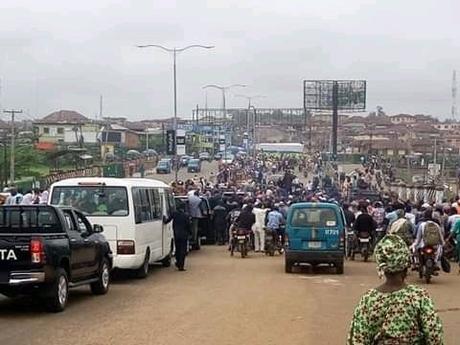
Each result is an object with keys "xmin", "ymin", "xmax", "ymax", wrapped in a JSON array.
[
  {"xmin": 359, "ymin": 238, "xmax": 370, "ymax": 243},
  {"xmin": 308, "ymin": 241, "xmax": 321, "ymax": 249},
  {"xmin": 237, "ymin": 236, "xmax": 246, "ymax": 240}
]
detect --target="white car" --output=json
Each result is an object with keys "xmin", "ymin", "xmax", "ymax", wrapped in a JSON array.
[{"xmin": 221, "ymin": 154, "xmax": 234, "ymax": 164}]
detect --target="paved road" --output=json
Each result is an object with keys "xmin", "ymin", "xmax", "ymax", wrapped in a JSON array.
[
  {"xmin": 0, "ymin": 247, "xmax": 458, "ymax": 345},
  {"xmin": 147, "ymin": 161, "xmax": 219, "ymax": 184}
]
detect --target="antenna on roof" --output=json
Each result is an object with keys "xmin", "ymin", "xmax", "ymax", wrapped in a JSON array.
[{"xmin": 452, "ymin": 70, "xmax": 457, "ymax": 120}]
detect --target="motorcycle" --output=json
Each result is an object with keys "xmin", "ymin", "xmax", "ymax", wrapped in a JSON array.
[
  {"xmin": 230, "ymin": 228, "xmax": 250, "ymax": 258},
  {"xmin": 418, "ymin": 246, "xmax": 436, "ymax": 284},
  {"xmin": 345, "ymin": 228, "xmax": 357, "ymax": 260},
  {"xmin": 356, "ymin": 232, "xmax": 372, "ymax": 262},
  {"xmin": 374, "ymin": 226, "xmax": 386, "ymax": 247},
  {"xmin": 264, "ymin": 228, "xmax": 283, "ymax": 256}
]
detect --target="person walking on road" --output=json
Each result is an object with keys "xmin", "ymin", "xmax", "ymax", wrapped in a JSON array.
[
  {"xmin": 213, "ymin": 200, "xmax": 228, "ymax": 245},
  {"xmin": 188, "ymin": 190, "xmax": 203, "ymax": 249},
  {"xmin": 348, "ymin": 234, "xmax": 443, "ymax": 344},
  {"xmin": 252, "ymin": 202, "xmax": 269, "ymax": 252},
  {"xmin": 172, "ymin": 201, "xmax": 191, "ymax": 271}
]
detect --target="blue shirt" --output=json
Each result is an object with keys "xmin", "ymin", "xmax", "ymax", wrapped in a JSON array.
[{"xmin": 267, "ymin": 210, "xmax": 284, "ymax": 230}]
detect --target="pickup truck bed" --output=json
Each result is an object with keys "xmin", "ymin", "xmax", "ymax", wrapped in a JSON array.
[{"xmin": 0, "ymin": 205, "xmax": 112, "ymax": 312}]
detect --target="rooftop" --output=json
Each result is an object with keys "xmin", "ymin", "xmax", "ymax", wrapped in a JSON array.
[{"xmin": 35, "ymin": 110, "xmax": 89, "ymax": 124}]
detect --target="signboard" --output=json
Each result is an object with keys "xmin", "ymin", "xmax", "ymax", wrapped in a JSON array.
[
  {"xmin": 428, "ymin": 163, "xmax": 440, "ymax": 177},
  {"xmin": 219, "ymin": 134, "xmax": 226, "ymax": 152},
  {"xmin": 166, "ymin": 130, "xmax": 176, "ymax": 155},
  {"xmin": 303, "ymin": 80, "xmax": 366, "ymax": 112},
  {"xmin": 176, "ymin": 129, "xmax": 186, "ymax": 156}
]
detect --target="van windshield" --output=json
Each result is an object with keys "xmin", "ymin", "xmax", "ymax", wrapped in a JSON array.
[
  {"xmin": 290, "ymin": 208, "xmax": 338, "ymax": 228},
  {"xmin": 0, "ymin": 207, "xmax": 63, "ymax": 233},
  {"xmin": 50, "ymin": 186, "xmax": 129, "ymax": 217}
]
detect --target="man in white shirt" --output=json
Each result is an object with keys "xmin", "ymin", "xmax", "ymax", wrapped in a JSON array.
[{"xmin": 252, "ymin": 202, "xmax": 269, "ymax": 252}]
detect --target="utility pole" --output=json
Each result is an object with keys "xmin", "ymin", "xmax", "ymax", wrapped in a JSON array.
[
  {"xmin": 3, "ymin": 109, "xmax": 22, "ymax": 184},
  {"xmin": 331, "ymin": 81, "xmax": 339, "ymax": 158}
]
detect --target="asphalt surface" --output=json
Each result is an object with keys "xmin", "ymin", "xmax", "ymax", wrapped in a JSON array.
[
  {"xmin": 0, "ymin": 247, "xmax": 458, "ymax": 345},
  {"xmin": 148, "ymin": 160, "xmax": 219, "ymax": 184}
]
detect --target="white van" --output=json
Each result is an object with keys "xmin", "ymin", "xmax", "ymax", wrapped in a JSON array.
[{"xmin": 49, "ymin": 177, "xmax": 175, "ymax": 278}]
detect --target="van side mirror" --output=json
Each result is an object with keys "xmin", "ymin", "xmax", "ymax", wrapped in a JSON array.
[{"xmin": 93, "ymin": 224, "xmax": 104, "ymax": 233}]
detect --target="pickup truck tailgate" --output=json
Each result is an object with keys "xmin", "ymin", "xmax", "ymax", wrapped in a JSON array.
[{"xmin": 0, "ymin": 236, "xmax": 33, "ymax": 282}]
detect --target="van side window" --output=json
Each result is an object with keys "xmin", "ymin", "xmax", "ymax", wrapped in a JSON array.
[
  {"xmin": 152, "ymin": 189, "xmax": 162, "ymax": 219},
  {"xmin": 133, "ymin": 188, "xmax": 154, "ymax": 223}
]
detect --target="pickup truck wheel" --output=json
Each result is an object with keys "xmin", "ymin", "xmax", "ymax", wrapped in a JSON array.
[
  {"xmin": 45, "ymin": 268, "xmax": 68, "ymax": 313},
  {"xmin": 136, "ymin": 251, "xmax": 150, "ymax": 279},
  {"xmin": 336, "ymin": 262, "xmax": 344, "ymax": 275},
  {"xmin": 285, "ymin": 260, "xmax": 293, "ymax": 273},
  {"xmin": 91, "ymin": 258, "xmax": 110, "ymax": 295}
]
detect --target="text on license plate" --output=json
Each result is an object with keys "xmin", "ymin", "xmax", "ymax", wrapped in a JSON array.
[
  {"xmin": 237, "ymin": 236, "xmax": 246, "ymax": 240},
  {"xmin": 308, "ymin": 241, "xmax": 322, "ymax": 249},
  {"xmin": 360, "ymin": 238, "xmax": 370, "ymax": 243}
]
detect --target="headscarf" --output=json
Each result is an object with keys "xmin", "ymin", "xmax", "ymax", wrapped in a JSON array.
[{"xmin": 374, "ymin": 234, "xmax": 411, "ymax": 277}]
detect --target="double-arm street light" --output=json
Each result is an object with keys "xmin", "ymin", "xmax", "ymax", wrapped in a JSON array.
[
  {"xmin": 235, "ymin": 94, "xmax": 265, "ymax": 155},
  {"xmin": 137, "ymin": 44, "xmax": 214, "ymax": 181},
  {"xmin": 203, "ymin": 84, "xmax": 246, "ymax": 152}
]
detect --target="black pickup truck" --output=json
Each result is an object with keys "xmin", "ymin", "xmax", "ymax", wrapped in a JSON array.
[{"xmin": 0, "ymin": 205, "xmax": 112, "ymax": 312}]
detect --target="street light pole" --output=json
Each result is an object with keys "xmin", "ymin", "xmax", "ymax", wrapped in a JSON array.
[
  {"xmin": 137, "ymin": 44, "xmax": 214, "ymax": 181},
  {"xmin": 235, "ymin": 94, "xmax": 265, "ymax": 151},
  {"xmin": 203, "ymin": 84, "xmax": 246, "ymax": 157}
]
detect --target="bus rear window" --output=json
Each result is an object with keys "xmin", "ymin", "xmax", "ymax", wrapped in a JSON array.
[
  {"xmin": 290, "ymin": 208, "xmax": 338, "ymax": 228},
  {"xmin": 0, "ymin": 207, "xmax": 63, "ymax": 233},
  {"xmin": 50, "ymin": 186, "xmax": 129, "ymax": 217}
]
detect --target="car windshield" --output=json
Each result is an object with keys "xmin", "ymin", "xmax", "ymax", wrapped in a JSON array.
[
  {"xmin": 158, "ymin": 161, "xmax": 169, "ymax": 167},
  {"xmin": 290, "ymin": 208, "xmax": 338, "ymax": 228},
  {"xmin": 189, "ymin": 160, "xmax": 199, "ymax": 166},
  {"xmin": 50, "ymin": 186, "xmax": 129, "ymax": 216}
]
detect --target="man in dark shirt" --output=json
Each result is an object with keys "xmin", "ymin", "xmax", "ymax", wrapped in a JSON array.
[
  {"xmin": 342, "ymin": 203, "xmax": 356, "ymax": 228},
  {"xmin": 237, "ymin": 204, "xmax": 256, "ymax": 231},
  {"xmin": 172, "ymin": 201, "xmax": 191, "ymax": 271},
  {"xmin": 354, "ymin": 206, "xmax": 376, "ymax": 239}
]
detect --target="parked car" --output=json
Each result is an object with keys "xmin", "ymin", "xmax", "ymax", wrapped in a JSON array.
[
  {"xmin": 180, "ymin": 155, "xmax": 192, "ymax": 167},
  {"xmin": 0, "ymin": 205, "xmax": 112, "ymax": 312},
  {"xmin": 199, "ymin": 152, "xmax": 211, "ymax": 161},
  {"xmin": 156, "ymin": 159, "xmax": 172, "ymax": 174},
  {"xmin": 221, "ymin": 154, "xmax": 235, "ymax": 165},
  {"xmin": 187, "ymin": 159, "xmax": 202, "ymax": 173}
]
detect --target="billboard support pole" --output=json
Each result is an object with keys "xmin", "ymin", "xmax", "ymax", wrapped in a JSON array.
[{"xmin": 332, "ymin": 81, "xmax": 339, "ymax": 158}]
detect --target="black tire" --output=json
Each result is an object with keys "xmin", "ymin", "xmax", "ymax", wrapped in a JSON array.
[
  {"xmin": 91, "ymin": 258, "xmax": 110, "ymax": 295},
  {"xmin": 161, "ymin": 255, "xmax": 172, "ymax": 268},
  {"xmin": 336, "ymin": 262, "xmax": 344, "ymax": 275},
  {"xmin": 45, "ymin": 268, "xmax": 69, "ymax": 313},
  {"xmin": 285, "ymin": 260, "xmax": 293, "ymax": 273},
  {"xmin": 363, "ymin": 250, "xmax": 369, "ymax": 262},
  {"xmin": 136, "ymin": 251, "xmax": 150, "ymax": 279}
]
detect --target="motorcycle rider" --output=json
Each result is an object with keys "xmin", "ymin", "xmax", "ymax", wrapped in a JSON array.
[
  {"xmin": 412, "ymin": 209, "xmax": 445, "ymax": 272},
  {"xmin": 353, "ymin": 205, "xmax": 376, "ymax": 244},
  {"xmin": 267, "ymin": 204, "xmax": 285, "ymax": 248},
  {"xmin": 236, "ymin": 203, "xmax": 255, "ymax": 235}
]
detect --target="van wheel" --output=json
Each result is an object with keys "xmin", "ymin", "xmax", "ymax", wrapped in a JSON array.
[
  {"xmin": 91, "ymin": 258, "xmax": 110, "ymax": 295},
  {"xmin": 136, "ymin": 251, "xmax": 150, "ymax": 279},
  {"xmin": 285, "ymin": 260, "xmax": 293, "ymax": 273},
  {"xmin": 336, "ymin": 262, "xmax": 344, "ymax": 275},
  {"xmin": 45, "ymin": 268, "xmax": 68, "ymax": 313}
]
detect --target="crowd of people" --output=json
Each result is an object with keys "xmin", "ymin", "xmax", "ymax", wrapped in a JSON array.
[
  {"xmin": 0, "ymin": 187, "xmax": 49, "ymax": 206},
  {"xmin": 168, "ymin": 151, "xmax": 455, "ymax": 344}
]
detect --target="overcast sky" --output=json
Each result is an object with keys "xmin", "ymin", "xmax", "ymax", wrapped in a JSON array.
[{"xmin": 0, "ymin": 0, "xmax": 459, "ymax": 121}]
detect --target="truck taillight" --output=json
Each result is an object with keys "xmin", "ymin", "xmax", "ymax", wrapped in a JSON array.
[
  {"xmin": 117, "ymin": 240, "xmax": 135, "ymax": 255},
  {"xmin": 339, "ymin": 233, "xmax": 345, "ymax": 249},
  {"xmin": 30, "ymin": 238, "xmax": 45, "ymax": 264}
]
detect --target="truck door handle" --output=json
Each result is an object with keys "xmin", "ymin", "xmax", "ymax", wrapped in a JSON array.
[
  {"xmin": 70, "ymin": 238, "xmax": 77, "ymax": 243},
  {"xmin": 83, "ymin": 239, "xmax": 90, "ymax": 243}
]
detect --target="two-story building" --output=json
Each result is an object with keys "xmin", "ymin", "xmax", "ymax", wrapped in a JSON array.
[{"xmin": 34, "ymin": 110, "xmax": 100, "ymax": 145}]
